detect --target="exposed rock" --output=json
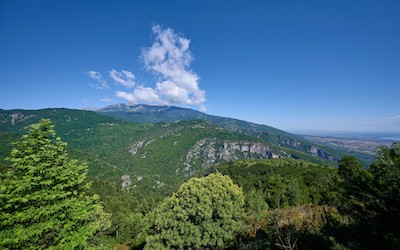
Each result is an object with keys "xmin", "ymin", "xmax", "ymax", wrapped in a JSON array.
[
  {"xmin": 129, "ymin": 141, "xmax": 144, "ymax": 155},
  {"xmin": 0, "ymin": 113, "xmax": 35, "ymax": 126},
  {"xmin": 278, "ymin": 136, "xmax": 337, "ymax": 162},
  {"xmin": 183, "ymin": 138, "xmax": 288, "ymax": 177},
  {"xmin": 154, "ymin": 180, "xmax": 165, "ymax": 188},
  {"xmin": 145, "ymin": 138, "xmax": 157, "ymax": 146},
  {"xmin": 309, "ymin": 146, "xmax": 337, "ymax": 161},
  {"xmin": 121, "ymin": 175, "xmax": 132, "ymax": 189},
  {"xmin": 10, "ymin": 113, "xmax": 22, "ymax": 125}
]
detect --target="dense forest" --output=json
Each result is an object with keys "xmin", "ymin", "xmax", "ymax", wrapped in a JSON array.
[{"xmin": 1, "ymin": 119, "xmax": 399, "ymax": 249}]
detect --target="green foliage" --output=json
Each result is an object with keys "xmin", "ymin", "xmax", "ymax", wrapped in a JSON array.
[
  {"xmin": 338, "ymin": 156, "xmax": 365, "ymax": 184},
  {"xmin": 237, "ymin": 204, "xmax": 346, "ymax": 250},
  {"xmin": 144, "ymin": 173, "xmax": 245, "ymax": 249},
  {"xmin": 333, "ymin": 143, "xmax": 400, "ymax": 249},
  {"xmin": 266, "ymin": 205, "xmax": 344, "ymax": 250},
  {"xmin": 265, "ymin": 174, "xmax": 289, "ymax": 208},
  {"xmin": 245, "ymin": 189, "xmax": 269, "ymax": 214},
  {"xmin": 0, "ymin": 109, "xmax": 300, "ymax": 191},
  {"xmin": 89, "ymin": 178, "xmax": 160, "ymax": 244},
  {"xmin": 0, "ymin": 119, "xmax": 109, "ymax": 249},
  {"xmin": 0, "ymin": 131, "xmax": 18, "ymax": 172},
  {"xmin": 1, "ymin": 108, "xmax": 376, "ymax": 248},
  {"xmin": 200, "ymin": 158, "xmax": 337, "ymax": 209},
  {"xmin": 98, "ymin": 104, "xmax": 341, "ymax": 162}
]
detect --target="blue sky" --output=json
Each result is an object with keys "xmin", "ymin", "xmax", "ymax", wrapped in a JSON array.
[{"xmin": 1, "ymin": 0, "xmax": 399, "ymax": 132}]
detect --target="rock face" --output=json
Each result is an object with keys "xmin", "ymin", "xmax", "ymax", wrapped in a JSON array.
[
  {"xmin": 121, "ymin": 175, "xmax": 132, "ymax": 189},
  {"xmin": 308, "ymin": 146, "xmax": 337, "ymax": 161},
  {"xmin": 182, "ymin": 138, "xmax": 289, "ymax": 177},
  {"xmin": 129, "ymin": 141, "xmax": 145, "ymax": 155},
  {"xmin": 0, "ymin": 112, "xmax": 36, "ymax": 126},
  {"xmin": 278, "ymin": 136, "xmax": 337, "ymax": 161}
]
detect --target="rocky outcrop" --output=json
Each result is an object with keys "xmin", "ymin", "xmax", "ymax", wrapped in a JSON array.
[
  {"xmin": 308, "ymin": 146, "xmax": 337, "ymax": 161},
  {"xmin": 129, "ymin": 141, "xmax": 145, "ymax": 155},
  {"xmin": 278, "ymin": 136, "xmax": 337, "ymax": 161},
  {"xmin": 121, "ymin": 174, "xmax": 132, "ymax": 189},
  {"xmin": 0, "ymin": 112, "xmax": 36, "ymax": 126},
  {"xmin": 182, "ymin": 138, "xmax": 289, "ymax": 177},
  {"xmin": 222, "ymin": 127, "xmax": 338, "ymax": 162}
]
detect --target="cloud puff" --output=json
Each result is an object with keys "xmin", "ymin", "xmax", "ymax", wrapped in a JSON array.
[
  {"xmin": 109, "ymin": 69, "xmax": 136, "ymax": 88},
  {"xmin": 88, "ymin": 25, "xmax": 206, "ymax": 111},
  {"xmin": 141, "ymin": 25, "xmax": 206, "ymax": 109},
  {"xmin": 87, "ymin": 71, "xmax": 109, "ymax": 89},
  {"xmin": 116, "ymin": 86, "xmax": 159, "ymax": 103}
]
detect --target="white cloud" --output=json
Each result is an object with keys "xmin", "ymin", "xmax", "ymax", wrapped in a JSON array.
[
  {"xmin": 87, "ymin": 71, "xmax": 109, "ymax": 89},
  {"xmin": 116, "ymin": 86, "xmax": 159, "ymax": 103},
  {"xmin": 101, "ymin": 97, "xmax": 114, "ymax": 102},
  {"xmin": 115, "ymin": 91, "xmax": 135, "ymax": 103},
  {"xmin": 88, "ymin": 25, "xmax": 207, "ymax": 111},
  {"xmin": 134, "ymin": 86, "xmax": 160, "ymax": 102},
  {"xmin": 87, "ymin": 71, "xmax": 101, "ymax": 80},
  {"xmin": 140, "ymin": 25, "xmax": 206, "ymax": 109},
  {"xmin": 156, "ymin": 80, "xmax": 189, "ymax": 104},
  {"xmin": 109, "ymin": 69, "xmax": 136, "ymax": 88}
]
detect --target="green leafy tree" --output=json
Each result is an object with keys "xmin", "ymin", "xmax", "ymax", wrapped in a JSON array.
[
  {"xmin": 367, "ymin": 143, "xmax": 400, "ymax": 248},
  {"xmin": 245, "ymin": 189, "xmax": 269, "ymax": 214},
  {"xmin": 265, "ymin": 174, "xmax": 288, "ymax": 209},
  {"xmin": 286, "ymin": 177, "xmax": 309, "ymax": 207},
  {"xmin": 0, "ymin": 119, "xmax": 109, "ymax": 249},
  {"xmin": 334, "ymin": 144, "xmax": 400, "ymax": 249},
  {"xmin": 337, "ymin": 156, "xmax": 373, "ymax": 222},
  {"xmin": 144, "ymin": 172, "xmax": 245, "ymax": 249}
]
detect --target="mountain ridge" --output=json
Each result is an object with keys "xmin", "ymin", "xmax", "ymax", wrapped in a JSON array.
[
  {"xmin": 97, "ymin": 104, "xmax": 340, "ymax": 162},
  {"xmin": 0, "ymin": 108, "xmax": 331, "ymax": 192}
]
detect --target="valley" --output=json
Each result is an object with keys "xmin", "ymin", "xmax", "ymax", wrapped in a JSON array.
[{"xmin": 298, "ymin": 132, "xmax": 399, "ymax": 164}]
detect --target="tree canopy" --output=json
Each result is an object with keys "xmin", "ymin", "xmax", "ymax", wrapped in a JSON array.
[
  {"xmin": 0, "ymin": 119, "xmax": 109, "ymax": 249},
  {"xmin": 336, "ymin": 143, "xmax": 400, "ymax": 249},
  {"xmin": 144, "ymin": 172, "xmax": 245, "ymax": 249}
]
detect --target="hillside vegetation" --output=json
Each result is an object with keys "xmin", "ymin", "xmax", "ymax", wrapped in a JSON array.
[
  {"xmin": 1, "ymin": 110, "xmax": 398, "ymax": 249},
  {"xmin": 98, "ymin": 104, "xmax": 341, "ymax": 162},
  {"xmin": 0, "ymin": 108, "xmax": 331, "ymax": 190}
]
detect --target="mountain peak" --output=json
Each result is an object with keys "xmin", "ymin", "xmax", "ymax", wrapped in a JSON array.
[{"xmin": 98, "ymin": 103, "xmax": 202, "ymax": 114}]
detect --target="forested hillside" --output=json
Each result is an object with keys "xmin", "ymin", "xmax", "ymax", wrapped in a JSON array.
[
  {"xmin": 0, "ymin": 109, "xmax": 333, "ymax": 245},
  {"xmin": 0, "ymin": 108, "xmax": 331, "ymax": 189},
  {"xmin": 98, "ymin": 104, "xmax": 341, "ymax": 162},
  {"xmin": 1, "ymin": 110, "xmax": 399, "ymax": 249}
]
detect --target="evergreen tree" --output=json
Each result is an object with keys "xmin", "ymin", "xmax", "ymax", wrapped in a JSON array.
[
  {"xmin": 0, "ymin": 119, "xmax": 108, "ymax": 249},
  {"xmin": 144, "ymin": 172, "xmax": 245, "ymax": 249},
  {"xmin": 367, "ymin": 143, "xmax": 400, "ymax": 248},
  {"xmin": 265, "ymin": 174, "xmax": 288, "ymax": 208},
  {"xmin": 335, "ymin": 145, "xmax": 400, "ymax": 249}
]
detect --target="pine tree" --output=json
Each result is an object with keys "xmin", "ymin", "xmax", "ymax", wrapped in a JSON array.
[{"xmin": 0, "ymin": 119, "xmax": 108, "ymax": 249}]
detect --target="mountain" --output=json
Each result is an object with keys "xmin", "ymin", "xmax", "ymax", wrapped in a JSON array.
[
  {"xmin": 0, "ymin": 107, "xmax": 349, "ymax": 246},
  {"xmin": 98, "ymin": 103, "xmax": 208, "ymax": 123},
  {"xmin": 98, "ymin": 104, "xmax": 340, "ymax": 162},
  {"xmin": 0, "ymin": 108, "xmax": 332, "ymax": 193}
]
